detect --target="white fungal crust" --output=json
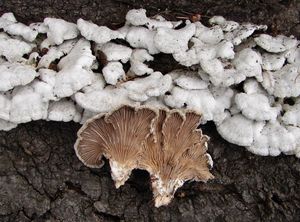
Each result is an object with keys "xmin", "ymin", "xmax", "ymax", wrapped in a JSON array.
[
  {"xmin": 47, "ymin": 99, "xmax": 81, "ymax": 122},
  {"xmin": 233, "ymin": 48, "xmax": 263, "ymax": 81},
  {"xmin": 154, "ymin": 23, "xmax": 196, "ymax": 54},
  {"xmin": 217, "ymin": 114, "xmax": 263, "ymax": 146},
  {"xmin": 0, "ymin": 62, "xmax": 38, "ymax": 92},
  {"xmin": 0, "ymin": 33, "xmax": 35, "ymax": 62},
  {"xmin": 10, "ymin": 85, "xmax": 49, "ymax": 124},
  {"xmin": 0, "ymin": 12, "xmax": 17, "ymax": 29},
  {"xmin": 282, "ymin": 99, "xmax": 300, "ymax": 127},
  {"xmin": 209, "ymin": 16, "xmax": 239, "ymax": 32},
  {"xmin": 262, "ymin": 64, "xmax": 300, "ymax": 98},
  {"xmin": 262, "ymin": 53, "xmax": 285, "ymax": 71},
  {"xmin": 44, "ymin": 18, "xmax": 79, "ymax": 45},
  {"xmin": 53, "ymin": 39, "xmax": 95, "ymax": 98},
  {"xmin": 74, "ymin": 87, "xmax": 135, "ymax": 113},
  {"xmin": 0, "ymin": 119, "xmax": 17, "ymax": 131},
  {"xmin": 126, "ymin": 27, "xmax": 159, "ymax": 54},
  {"xmin": 4, "ymin": 22, "xmax": 38, "ymax": 42},
  {"xmin": 0, "ymin": 8, "xmax": 299, "ymax": 159},
  {"xmin": 77, "ymin": 18, "xmax": 125, "ymax": 44},
  {"xmin": 102, "ymin": 61, "xmax": 125, "ymax": 85},
  {"xmin": 0, "ymin": 93, "xmax": 11, "ymax": 121},
  {"xmin": 254, "ymin": 34, "xmax": 298, "ymax": 53},
  {"xmin": 38, "ymin": 40, "xmax": 77, "ymax": 68},
  {"xmin": 164, "ymin": 87, "xmax": 217, "ymax": 122},
  {"xmin": 247, "ymin": 121, "xmax": 298, "ymax": 156},
  {"xmin": 97, "ymin": 42, "xmax": 132, "ymax": 63},
  {"xmin": 126, "ymin": 9, "xmax": 173, "ymax": 30},
  {"xmin": 235, "ymin": 93, "xmax": 280, "ymax": 121},
  {"xmin": 122, "ymin": 72, "xmax": 172, "ymax": 102},
  {"xmin": 129, "ymin": 49, "xmax": 154, "ymax": 76},
  {"xmin": 173, "ymin": 70, "xmax": 208, "ymax": 90}
]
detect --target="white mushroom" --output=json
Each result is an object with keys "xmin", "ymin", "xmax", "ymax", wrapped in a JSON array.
[
  {"xmin": 210, "ymin": 86, "xmax": 235, "ymax": 125},
  {"xmin": 81, "ymin": 73, "xmax": 105, "ymax": 93},
  {"xmin": 80, "ymin": 109, "xmax": 98, "ymax": 124},
  {"xmin": 233, "ymin": 48, "xmax": 263, "ymax": 82},
  {"xmin": 29, "ymin": 22, "xmax": 48, "ymax": 33},
  {"xmin": 286, "ymin": 46, "xmax": 300, "ymax": 64},
  {"xmin": 173, "ymin": 37, "xmax": 234, "ymax": 67}
]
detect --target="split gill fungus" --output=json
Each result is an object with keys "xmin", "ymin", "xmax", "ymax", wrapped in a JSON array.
[{"xmin": 74, "ymin": 105, "xmax": 213, "ymax": 207}]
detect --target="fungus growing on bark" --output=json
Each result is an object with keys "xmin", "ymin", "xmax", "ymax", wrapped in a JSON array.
[
  {"xmin": 74, "ymin": 105, "xmax": 157, "ymax": 188},
  {"xmin": 140, "ymin": 109, "xmax": 213, "ymax": 207},
  {"xmin": 74, "ymin": 106, "xmax": 213, "ymax": 207}
]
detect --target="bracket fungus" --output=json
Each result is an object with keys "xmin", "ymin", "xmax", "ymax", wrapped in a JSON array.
[
  {"xmin": 74, "ymin": 106, "xmax": 213, "ymax": 206},
  {"xmin": 140, "ymin": 109, "xmax": 213, "ymax": 207},
  {"xmin": 74, "ymin": 105, "xmax": 158, "ymax": 187},
  {"xmin": 1, "ymin": 6, "xmax": 300, "ymax": 207}
]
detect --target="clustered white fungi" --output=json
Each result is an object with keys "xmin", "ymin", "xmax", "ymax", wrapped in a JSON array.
[{"xmin": 0, "ymin": 9, "xmax": 299, "ymax": 160}]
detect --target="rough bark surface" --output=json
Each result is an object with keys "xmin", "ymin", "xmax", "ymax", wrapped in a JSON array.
[{"xmin": 0, "ymin": 0, "xmax": 300, "ymax": 221}]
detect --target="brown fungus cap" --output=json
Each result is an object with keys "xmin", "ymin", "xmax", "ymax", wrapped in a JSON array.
[
  {"xmin": 140, "ymin": 109, "xmax": 214, "ymax": 207},
  {"xmin": 74, "ymin": 105, "xmax": 213, "ymax": 207},
  {"xmin": 74, "ymin": 105, "xmax": 157, "ymax": 187}
]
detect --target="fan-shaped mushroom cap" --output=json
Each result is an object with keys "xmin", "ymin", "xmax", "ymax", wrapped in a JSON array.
[
  {"xmin": 140, "ymin": 110, "xmax": 213, "ymax": 207},
  {"xmin": 74, "ymin": 105, "xmax": 157, "ymax": 187}
]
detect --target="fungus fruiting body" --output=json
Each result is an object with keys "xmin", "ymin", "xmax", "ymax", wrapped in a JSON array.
[
  {"xmin": 0, "ymin": 7, "xmax": 300, "ymax": 205},
  {"xmin": 75, "ymin": 105, "xmax": 213, "ymax": 206}
]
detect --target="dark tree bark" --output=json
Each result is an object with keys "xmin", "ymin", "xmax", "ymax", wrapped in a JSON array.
[{"xmin": 0, "ymin": 1, "xmax": 300, "ymax": 221}]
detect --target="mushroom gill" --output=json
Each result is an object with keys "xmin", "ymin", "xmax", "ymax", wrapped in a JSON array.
[
  {"xmin": 74, "ymin": 105, "xmax": 213, "ymax": 207},
  {"xmin": 74, "ymin": 105, "xmax": 157, "ymax": 188},
  {"xmin": 140, "ymin": 110, "xmax": 214, "ymax": 207}
]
